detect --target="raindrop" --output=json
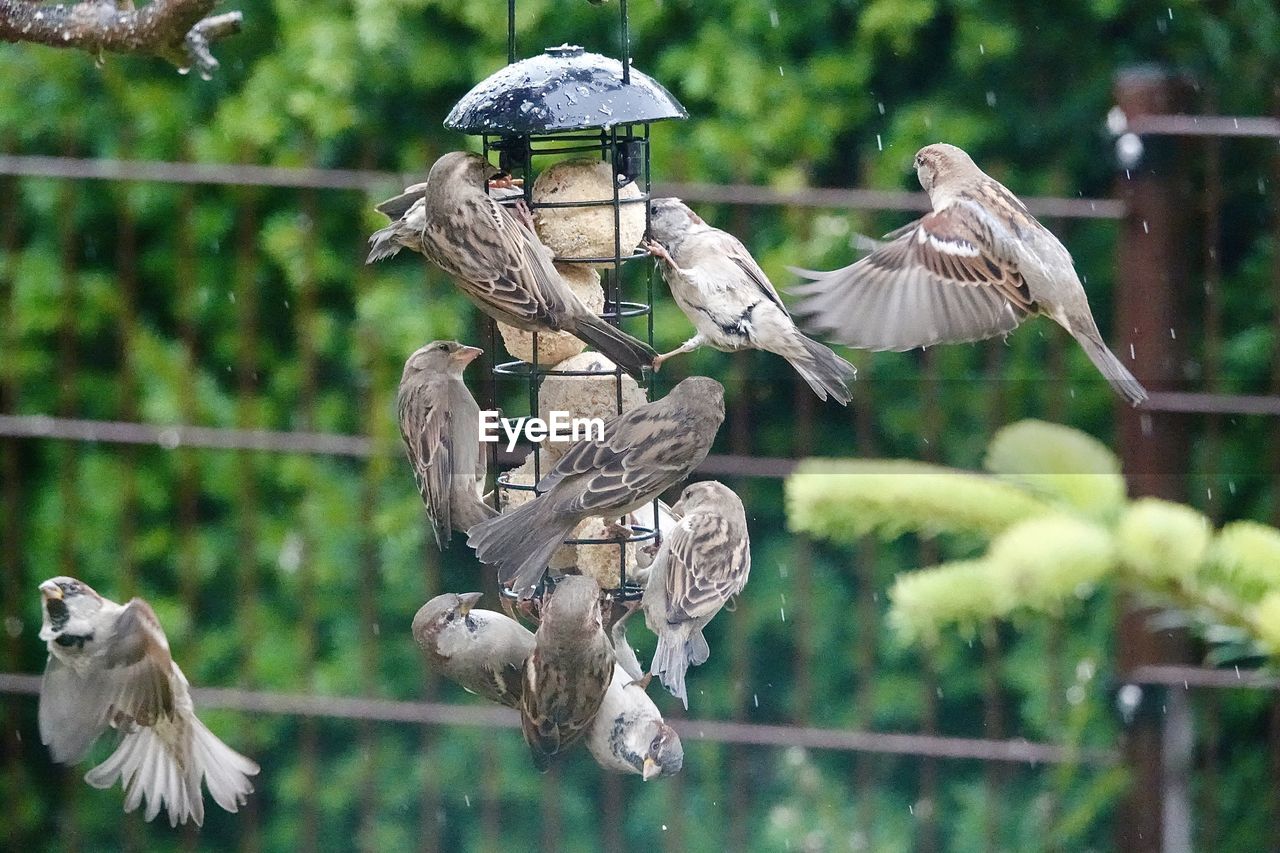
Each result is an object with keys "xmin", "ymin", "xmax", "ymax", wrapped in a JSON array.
[
  {"xmin": 769, "ymin": 8, "xmax": 779, "ymax": 27},
  {"xmin": 1206, "ymin": 487, "xmax": 1212, "ymax": 500},
  {"xmin": 778, "ymin": 66, "xmax": 784, "ymax": 77},
  {"xmin": 464, "ymin": 794, "xmax": 471, "ymax": 807},
  {"xmin": 877, "ymin": 101, "xmax": 885, "ymax": 115},
  {"xmin": 978, "ymin": 43, "xmax": 985, "ymax": 55},
  {"xmin": 1141, "ymin": 220, "xmax": 1149, "ymax": 234},
  {"xmin": 753, "ymin": 694, "xmax": 759, "ymax": 707},
  {"xmin": 158, "ymin": 428, "xmax": 181, "ymax": 450},
  {"xmin": 1167, "ymin": 7, "xmax": 1173, "ymax": 18},
  {"xmin": 1169, "ymin": 328, "xmax": 1176, "ymax": 339},
  {"xmin": 875, "ymin": 134, "xmax": 882, "ymax": 151},
  {"xmin": 985, "ymin": 91, "xmax": 996, "ymax": 107},
  {"xmin": 372, "ymin": 622, "xmax": 381, "ymax": 636},
  {"xmin": 228, "ymin": 291, "xmax": 236, "ymax": 303},
  {"xmin": 1228, "ymin": 481, "xmax": 1237, "ymax": 495},
  {"xmin": 909, "ymin": 804, "xmax": 915, "ymax": 815},
  {"xmin": 779, "ymin": 607, "xmax": 786, "ymax": 622}
]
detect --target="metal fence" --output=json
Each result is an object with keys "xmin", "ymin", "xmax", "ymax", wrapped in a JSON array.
[{"xmin": 3, "ymin": 72, "xmax": 1280, "ymax": 852}]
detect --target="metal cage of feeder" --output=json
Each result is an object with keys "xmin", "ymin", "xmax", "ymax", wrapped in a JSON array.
[{"xmin": 443, "ymin": 0, "xmax": 687, "ymax": 606}]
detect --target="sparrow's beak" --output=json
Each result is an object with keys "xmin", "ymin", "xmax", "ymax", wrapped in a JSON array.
[
  {"xmin": 457, "ymin": 591, "xmax": 483, "ymax": 615},
  {"xmin": 39, "ymin": 581, "xmax": 62, "ymax": 601},
  {"xmin": 452, "ymin": 346, "xmax": 484, "ymax": 366},
  {"xmin": 642, "ymin": 757, "xmax": 661, "ymax": 781}
]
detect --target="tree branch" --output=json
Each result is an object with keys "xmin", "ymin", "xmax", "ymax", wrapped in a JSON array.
[{"xmin": 0, "ymin": 0, "xmax": 242, "ymax": 78}]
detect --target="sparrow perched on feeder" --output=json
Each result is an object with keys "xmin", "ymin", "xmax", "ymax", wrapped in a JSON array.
[
  {"xmin": 396, "ymin": 340, "xmax": 497, "ymax": 549},
  {"xmin": 519, "ymin": 575, "xmax": 614, "ymax": 770},
  {"xmin": 468, "ymin": 376, "xmax": 726, "ymax": 598},
  {"xmin": 586, "ymin": 664, "xmax": 684, "ymax": 779},
  {"xmin": 645, "ymin": 198, "xmax": 857, "ymax": 405},
  {"xmin": 641, "ymin": 481, "xmax": 751, "ymax": 709},
  {"xmin": 790, "ymin": 143, "xmax": 1148, "ymax": 405},
  {"xmin": 412, "ymin": 592, "xmax": 534, "ymax": 709},
  {"xmin": 366, "ymin": 151, "xmax": 657, "ymax": 378},
  {"xmin": 36, "ymin": 577, "xmax": 259, "ymax": 826}
]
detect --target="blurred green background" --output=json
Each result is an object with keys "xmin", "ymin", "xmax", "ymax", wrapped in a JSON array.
[{"xmin": 2, "ymin": 0, "xmax": 1280, "ymax": 850}]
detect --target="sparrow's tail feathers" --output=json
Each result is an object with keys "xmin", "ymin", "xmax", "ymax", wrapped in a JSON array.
[
  {"xmin": 86, "ymin": 724, "xmax": 204, "ymax": 826},
  {"xmin": 1074, "ymin": 330, "xmax": 1149, "ymax": 406},
  {"xmin": 569, "ymin": 313, "xmax": 657, "ymax": 379},
  {"xmin": 651, "ymin": 628, "xmax": 709, "ymax": 710},
  {"xmin": 366, "ymin": 225, "xmax": 403, "ymax": 264},
  {"xmin": 191, "ymin": 715, "xmax": 259, "ymax": 816},
  {"xmin": 467, "ymin": 498, "xmax": 570, "ymax": 597},
  {"xmin": 789, "ymin": 335, "xmax": 857, "ymax": 405}
]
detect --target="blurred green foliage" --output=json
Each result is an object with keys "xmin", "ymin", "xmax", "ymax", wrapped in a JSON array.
[{"xmin": 2, "ymin": 0, "xmax": 1280, "ymax": 851}]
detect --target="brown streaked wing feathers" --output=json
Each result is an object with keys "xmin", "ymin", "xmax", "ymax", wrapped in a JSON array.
[
  {"xmin": 664, "ymin": 513, "xmax": 750, "ymax": 622},
  {"xmin": 397, "ymin": 381, "xmax": 453, "ymax": 546}
]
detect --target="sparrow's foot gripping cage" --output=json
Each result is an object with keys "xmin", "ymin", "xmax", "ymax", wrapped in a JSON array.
[{"xmin": 443, "ymin": 1, "xmax": 686, "ymax": 608}]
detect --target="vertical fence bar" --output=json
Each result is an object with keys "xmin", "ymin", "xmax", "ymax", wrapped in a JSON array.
[
  {"xmin": 172, "ymin": 175, "xmax": 204, "ymax": 853},
  {"xmin": 850, "ymin": 355, "xmax": 880, "ymax": 847},
  {"xmin": 1112, "ymin": 66, "xmax": 1196, "ymax": 853},
  {"xmin": 1268, "ymin": 85, "xmax": 1280, "ymax": 853},
  {"xmin": 790, "ymin": 380, "xmax": 815, "ymax": 724},
  {"xmin": 297, "ymin": 185, "xmax": 322, "ymax": 853},
  {"xmin": 113, "ymin": 162, "xmax": 146, "ymax": 853},
  {"xmin": 726, "ymin": 351, "xmax": 752, "ymax": 849},
  {"xmin": 0, "ymin": 145, "xmax": 27, "ymax": 849},
  {"xmin": 914, "ymin": 347, "xmax": 942, "ymax": 853},
  {"xmin": 232, "ymin": 179, "xmax": 263, "ymax": 853},
  {"xmin": 54, "ymin": 153, "xmax": 83, "ymax": 853}
]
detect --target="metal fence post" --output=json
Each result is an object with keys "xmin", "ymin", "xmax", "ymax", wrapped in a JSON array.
[{"xmin": 1112, "ymin": 65, "xmax": 1196, "ymax": 853}]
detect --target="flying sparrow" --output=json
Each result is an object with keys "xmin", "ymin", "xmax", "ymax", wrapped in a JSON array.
[
  {"xmin": 367, "ymin": 151, "xmax": 657, "ymax": 378},
  {"xmin": 642, "ymin": 481, "xmax": 751, "ymax": 709},
  {"xmin": 645, "ymin": 198, "xmax": 856, "ymax": 405},
  {"xmin": 411, "ymin": 591, "xmax": 534, "ymax": 708},
  {"xmin": 790, "ymin": 143, "xmax": 1148, "ymax": 405},
  {"xmin": 37, "ymin": 577, "xmax": 259, "ymax": 826},
  {"xmin": 397, "ymin": 341, "xmax": 497, "ymax": 549},
  {"xmin": 468, "ymin": 376, "xmax": 726, "ymax": 598},
  {"xmin": 519, "ymin": 575, "xmax": 614, "ymax": 770},
  {"xmin": 586, "ymin": 663, "xmax": 684, "ymax": 779}
]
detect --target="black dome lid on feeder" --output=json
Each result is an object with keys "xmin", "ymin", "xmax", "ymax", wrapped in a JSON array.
[{"xmin": 444, "ymin": 45, "xmax": 687, "ymax": 134}]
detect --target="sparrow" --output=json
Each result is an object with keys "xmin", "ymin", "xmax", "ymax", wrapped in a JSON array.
[
  {"xmin": 411, "ymin": 592, "xmax": 534, "ymax": 709},
  {"xmin": 790, "ymin": 143, "xmax": 1148, "ymax": 405},
  {"xmin": 645, "ymin": 198, "xmax": 856, "ymax": 405},
  {"xmin": 586, "ymin": 664, "xmax": 684, "ymax": 779},
  {"xmin": 396, "ymin": 340, "xmax": 497, "ymax": 549},
  {"xmin": 519, "ymin": 575, "xmax": 614, "ymax": 769},
  {"xmin": 367, "ymin": 151, "xmax": 657, "ymax": 378},
  {"xmin": 642, "ymin": 481, "xmax": 751, "ymax": 708},
  {"xmin": 468, "ymin": 376, "xmax": 726, "ymax": 598},
  {"xmin": 36, "ymin": 576, "xmax": 259, "ymax": 826}
]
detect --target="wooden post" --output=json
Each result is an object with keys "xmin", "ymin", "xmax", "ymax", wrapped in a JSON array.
[{"xmin": 1112, "ymin": 66, "xmax": 1196, "ymax": 853}]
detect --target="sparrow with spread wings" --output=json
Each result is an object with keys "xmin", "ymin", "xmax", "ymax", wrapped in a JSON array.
[
  {"xmin": 645, "ymin": 197, "xmax": 856, "ymax": 405},
  {"xmin": 790, "ymin": 143, "xmax": 1147, "ymax": 405},
  {"xmin": 37, "ymin": 577, "xmax": 259, "ymax": 826}
]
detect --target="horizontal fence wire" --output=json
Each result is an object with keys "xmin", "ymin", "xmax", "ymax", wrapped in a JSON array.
[
  {"xmin": 0, "ymin": 673, "xmax": 1116, "ymax": 766},
  {"xmin": 0, "ymin": 154, "xmax": 1123, "ymax": 217}
]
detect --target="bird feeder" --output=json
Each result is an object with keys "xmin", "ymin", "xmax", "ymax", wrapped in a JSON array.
[{"xmin": 443, "ymin": 0, "xmax": 686, "ymax": 605}]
